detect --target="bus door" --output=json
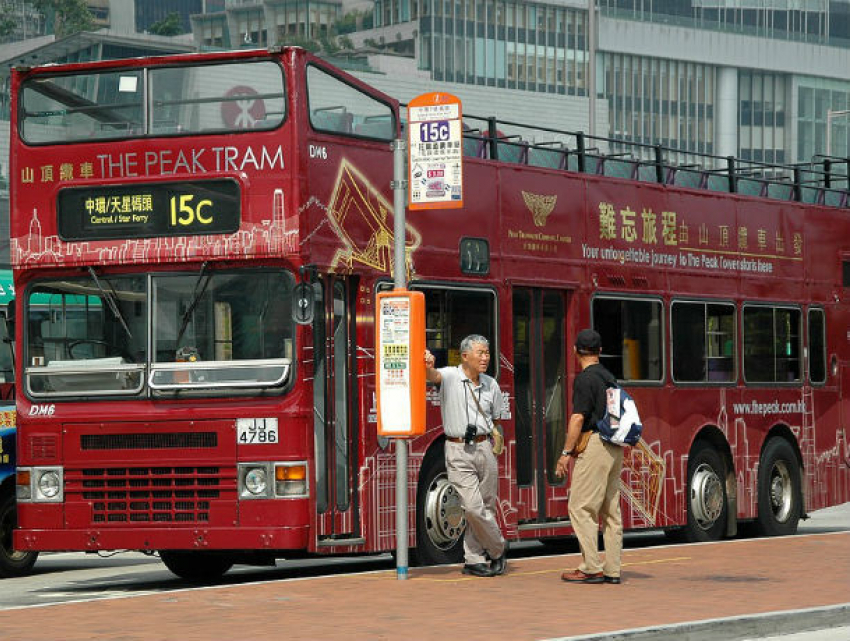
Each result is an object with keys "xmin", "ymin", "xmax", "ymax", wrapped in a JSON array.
[
  {"xmin": 512, "ymin": 288, "xmax": 570, "ymax": 526},
  {"xmin": 313, "ymin": 275, "xmax": 361, "ymax": 545}
]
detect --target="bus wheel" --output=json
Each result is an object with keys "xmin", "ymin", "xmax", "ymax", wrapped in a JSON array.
[
  {"xmin": 685, "ymin": 441, "xmax": 727, "ymax": 542},
  {"xmin": 415, "ymin": 449, "xmax": 465, "ymax": 566},
  {"xmin": 0, "ymin": 491, "xmax": 38, "ymax": 578},
  {"xmin": 756, "ymin": 438, "xmax": 802, "ymax": 536},
  {"xmin": 159, "ymin": 551, "xmax": 233, "ymax": 581}
]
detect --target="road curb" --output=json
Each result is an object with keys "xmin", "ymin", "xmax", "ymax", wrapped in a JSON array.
[{"xmin": 548, "ymin": 602, "xmax": 850, "ymax": 641}]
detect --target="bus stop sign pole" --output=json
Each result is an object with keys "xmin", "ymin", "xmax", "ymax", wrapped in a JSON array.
[
  {"xmin": 391, "ymin": 138, "xmax": 409, "ymax": 580},
  {"xmin": 385, "ymin": 93, "xmax": 462, "ymax": 580}
]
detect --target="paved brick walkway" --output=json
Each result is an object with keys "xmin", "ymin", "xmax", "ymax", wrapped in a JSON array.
[{"xmin": 2, "ymin": 532, "xmax": 849, "ymax": 641}]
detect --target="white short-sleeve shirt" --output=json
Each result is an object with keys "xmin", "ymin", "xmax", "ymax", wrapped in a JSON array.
[{"xmin": 436, "ymin": 365, "xmax": 505, "ymax": 438}]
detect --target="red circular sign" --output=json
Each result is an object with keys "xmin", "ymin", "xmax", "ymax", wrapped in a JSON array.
[{"xmin": 221, "ymin": 85, "xmax": 266, "ymax": 129}]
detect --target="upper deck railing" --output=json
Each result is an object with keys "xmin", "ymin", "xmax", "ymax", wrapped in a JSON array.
[{"xmin": 457, "ymin": 112, "xmax": 850, "ymax": 209}]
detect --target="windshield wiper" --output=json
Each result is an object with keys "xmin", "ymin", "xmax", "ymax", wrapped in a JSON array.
[
  {"xmin": 176, "ymin": 262, "xmax": 211, "ymax": 346},
  {"xmin": 88, "ymin": 267, "xmax": 132, "ymax": 338}
]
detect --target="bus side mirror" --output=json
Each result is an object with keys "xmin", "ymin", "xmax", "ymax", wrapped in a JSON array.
[
  {"xmin": 4, "ymin": 299, "xmax": 14, "ymax": 342},
  {"xmin": 292, "ymin": 283, "xmax": 314, "ymax": 325}
]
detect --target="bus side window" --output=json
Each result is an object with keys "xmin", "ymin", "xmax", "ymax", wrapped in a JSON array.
[
  {"xmin": 422, "ymin": 287, "xmax": 497, "ymax": 376},
  {"xmin": 592, "ymin": 296, "xmax": 663, "ymax": 383},
  {"xmin": 306, "ymin": 64, "xmax": 395, "ymax": 141},
  {"xmin": 671, "ymin": 300, "xmax": 736, "ymax": 384}
]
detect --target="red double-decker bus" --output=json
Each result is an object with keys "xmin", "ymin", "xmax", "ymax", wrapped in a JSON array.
[{"xmin": 9, "ymin": 47, "xmax": 850, "ymax": 579}]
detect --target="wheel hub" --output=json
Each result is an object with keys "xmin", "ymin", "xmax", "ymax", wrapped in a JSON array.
[
  {"xmin": 690, "ymin": 463, "xmax": 723, "ymax": 530},
  {"xmin": 768, "ymin": 460, "xmax": 792, "ymax": 523},
  {"xmin": 423, "ymin": 474, "xmax": 465, "ymax": 549}
]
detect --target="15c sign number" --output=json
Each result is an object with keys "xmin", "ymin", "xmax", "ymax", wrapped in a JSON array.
[
  {"xmin": 419, "ymin": 120, "xmax": 450, "ymax": 143},
  {"xmin": 171, "ymin": 194, "xmax": 213, "ymax": 227}
]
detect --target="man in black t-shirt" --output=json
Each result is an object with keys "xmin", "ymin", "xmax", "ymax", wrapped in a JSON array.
[{"xmin": 555, "ymin": 328, "xmax": 625, "ymax": 585}]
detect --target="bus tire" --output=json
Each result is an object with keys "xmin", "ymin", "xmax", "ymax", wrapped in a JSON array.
[
  {"xmin": 685, "ymin": 441, "xmax": 727, "ymax": 542},
  {"xmin": 415, "ymin": 447, "xmax": 465, "ymax": 566},
  {"xmin": 0, "ymin": 490, "xmax": 38, "ymax": 578},
  {"xmin": 756, "ymin": 438, "xmax": 802, "ymax": 536},
  {"xmin": 159, "ymin": 551, "xmax": 233, "ymax": 581}
]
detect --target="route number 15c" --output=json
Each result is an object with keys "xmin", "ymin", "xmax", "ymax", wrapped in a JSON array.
[
  {"xmin": 419, "ymin": 120, "xmax": 450, "ymax": 143},
  {"xmin": 171, "ymin": 194, "xmax": 214, "ymax": 227}
]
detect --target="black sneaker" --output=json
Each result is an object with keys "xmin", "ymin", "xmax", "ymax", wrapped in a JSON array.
[{"xmin": 604, "ymin": 575, "xmax": 621, "ymax": 584}]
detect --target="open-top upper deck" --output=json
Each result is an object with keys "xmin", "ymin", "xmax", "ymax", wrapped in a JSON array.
[{"xmin": 8, "ymin": 46, "xmax": 849, "ymax": 278}]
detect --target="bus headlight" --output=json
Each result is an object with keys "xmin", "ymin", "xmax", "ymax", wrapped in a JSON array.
[
  {"xmin": 245, "ymin": 468, "xmax": 268, "ymax": 495},
  {"xmin": 38, "ymin": 471, "xmax": 61, "ymax": 498},
  {"xmin": 238, "ymin": 463, "xmax": 273, "ymax": 499},
  {"xmin": 275, "ymin": 462, "xmax": 308, "ymax": 498},
  {"xmin": 17, "ymin": 467, "xmax": 64, "ymax": 503}
]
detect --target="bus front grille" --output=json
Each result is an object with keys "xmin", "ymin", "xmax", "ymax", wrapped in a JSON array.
[
  {"xmin": 80, "ymin": 432, "xmax": 218, "ymax": 450},
  {"xmin": 68, "ymin": 466, "xmax": 237, "ymax": 525}
]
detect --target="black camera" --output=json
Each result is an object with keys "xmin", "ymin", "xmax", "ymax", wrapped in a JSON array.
[{"xmin": 463, "ymin": 424, "xmax": 479, "ymax": 445}]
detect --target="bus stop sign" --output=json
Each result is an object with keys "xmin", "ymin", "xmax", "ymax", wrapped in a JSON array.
[{"xmin": 407, "ymin": 92, "xmax": 463, "ymax": 210}]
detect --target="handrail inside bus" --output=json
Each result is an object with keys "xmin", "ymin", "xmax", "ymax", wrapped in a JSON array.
[
  {"xmin": 152, "ymin": 91, "xmax": 285, "ymax": 109},
  {"xmin": 148, "ymin": 358, "xmax": 291, "ymax": 391}
]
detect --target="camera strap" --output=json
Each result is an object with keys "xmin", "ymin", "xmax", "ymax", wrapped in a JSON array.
[{"xmin": 464, "ymin": 379, "xmax": 491, "ymax": 434}]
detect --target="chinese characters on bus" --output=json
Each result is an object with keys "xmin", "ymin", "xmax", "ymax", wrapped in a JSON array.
[{"xmin": 588, "ymin": 200, "xmax": 802, "ymax": 273}]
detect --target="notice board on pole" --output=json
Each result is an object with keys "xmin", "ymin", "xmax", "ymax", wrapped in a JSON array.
[
  {"xmin": 376, "ymin": 290, "xmax": 426, "ymax": 438},
  {"xmin": 407, "ymin": 92, "xmax": 463, "ymax": 210}
]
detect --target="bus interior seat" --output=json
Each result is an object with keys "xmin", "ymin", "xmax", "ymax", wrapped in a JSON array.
[
  {"xmin": 527, "ymin": 145, "xmax": 567, "ymax": 170},
  {"xmin": 706, "ymin": 174, "xmax": 730, "ymax": 192},
  {"xmin": 311, "ymin": 108, "xmax": 353, "ymax": 134},
  {"xmin": 496, "ymin": 139, "xmax": 528, "ymax": 164},
  {"xmin": 823, "ymin": 189, "xmax": 845, "ymax": 207},
  {"xmin": 767, "ymin": 182, "xmax": 794, "ymax": 201},
  {"xmin": 636, "ymin": 164, "xmax": 661, "ymax": 183},
  {"xmin": 737, "ymin": 177, "xmax": 767, "ymax": 197},
  {"xmin": 354, "ymin": 120, "xmax": 393, "ymax": 139},
  {"xmin": 602, "ymin": 157, "xmax": 638, "ymax": 180}
]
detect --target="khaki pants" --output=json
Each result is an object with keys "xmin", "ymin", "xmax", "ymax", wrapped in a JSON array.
[
  {"xmin": 445, "ymin": 440, "xmax": 505, "ymax": 565},
  {"xmin": 568, "ymin": 432, "xmax": 625, "ymax": 576}
]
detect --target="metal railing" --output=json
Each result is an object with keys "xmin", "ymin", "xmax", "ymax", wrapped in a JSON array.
[{"xmin": 457, "ymin": 112, "xmax": 850, "ymax": 208}]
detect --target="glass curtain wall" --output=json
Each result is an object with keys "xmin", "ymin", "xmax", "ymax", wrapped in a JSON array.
[
  {"xmin": 415, "ymin": 0, "xmax": 588, "ymax": 94},
  {"xmin": 797, "ymin": 77, "xmax": 850, "ymax": 163},
  {"xmin": 738, "ymin": 71, "xmax": 788, "ymax": 164},
  {"xmin": 597, "ymin": 0, "xmax": 843, "ymax": 46},
  {"xmin": 602, "ymin": 53, "xmax": 716, "ymax": 163}
]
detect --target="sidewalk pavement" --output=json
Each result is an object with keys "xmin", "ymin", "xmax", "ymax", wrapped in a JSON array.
[{"xmin": 2, "ymin": 531, "xmax": 849, "ymax": 641}]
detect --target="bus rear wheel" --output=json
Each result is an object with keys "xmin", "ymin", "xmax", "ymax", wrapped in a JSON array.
[
  {"xmin": 415, "ymin": 447, "xmax": 465, "ymax": 566},
  {"xmin": 0, "ymin": 491, "xmax": 38, "ymax": 578},
  {"xmin": 159, "ymin": 551, "xmax": 233, "ymax": 581},
  {"xmin": 756, "ymin": 438, "xmax": 802, "ymax": 536},
  {"xmin": 685, "ymin": 441, "xmax": 727, "ymax": 542}
]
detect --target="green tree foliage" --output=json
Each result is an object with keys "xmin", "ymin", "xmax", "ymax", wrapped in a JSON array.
[
  {"xmin": 32, "ymin": 0, "xmax": 94, "ymax": 37},
  {"xmin": 319, "ymin": 35, "xmax": 340, "ymax": 55},
  {"xmin": 275, "ymin": 34, "xmax": 321, "ymax": 53},
  {"xmin": 334, "ymin": 9, "xmax": 373, "ymax": 35},
  {"xmin": 0, "ymin": 2, "xmax": 18, "ymax": 38},
  {"xmin": 148, "ymin": 11, "xmax": 183, "ymax": 36}
]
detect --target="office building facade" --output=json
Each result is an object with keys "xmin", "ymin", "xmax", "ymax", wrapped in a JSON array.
[{"xmin": 371, "ymin": 0, "xmax": 850, "ymax": 164}]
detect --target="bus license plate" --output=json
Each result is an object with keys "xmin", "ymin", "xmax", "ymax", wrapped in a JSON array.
[{"xmin": 237, "ymin": 418, "xmax": 279, "ymax": 444}]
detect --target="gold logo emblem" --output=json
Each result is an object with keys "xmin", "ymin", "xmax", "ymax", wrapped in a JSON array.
[{"xmin": 522, "ymin": 191, "xmax": 557, "ymax": 227}]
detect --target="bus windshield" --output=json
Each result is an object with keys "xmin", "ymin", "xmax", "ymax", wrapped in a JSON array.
[
  {"xmin": 19, "ymin": 59, "xmax": 286, "ymax": 144},
  {"xmin": 24, "ymin": 269, "xmax": 294, "ymax": 397}
]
